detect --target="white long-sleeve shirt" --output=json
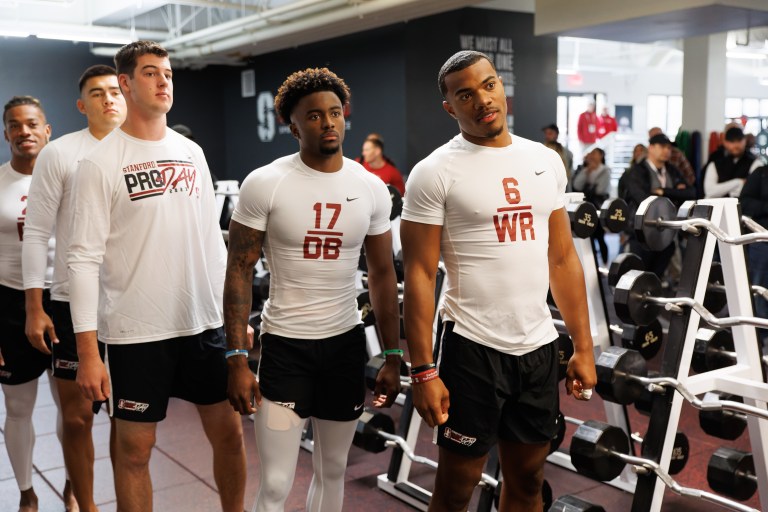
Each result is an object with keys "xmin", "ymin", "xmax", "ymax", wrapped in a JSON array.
[
  {"xmin": 23, "ymin": 128, "xmax": 99, "ymax": 300},
  {"xmin": 703, "ymin": 158, "xmax": 763, "ymax": 198},
  {"xmin": 0, "ymin": 162, "xmax": 54, "ymax": 290},
  {"xmin": 67, "ymin": 128, "xmax": 225, "ymax": 344}
]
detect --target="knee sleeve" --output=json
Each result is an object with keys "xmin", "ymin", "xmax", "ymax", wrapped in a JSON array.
[{"xmin": 252, "ymin": 399, "xmax": 305, "ymax": 512}]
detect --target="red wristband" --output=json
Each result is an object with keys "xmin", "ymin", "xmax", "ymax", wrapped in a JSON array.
[{"xmin": 411, "ymin": 368, "xmax": 439, "ymax": 384}]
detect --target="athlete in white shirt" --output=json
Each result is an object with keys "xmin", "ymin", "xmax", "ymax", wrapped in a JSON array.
[
  {"xmin": 224, "ymin": 68, "xmax": 401, "ymax": 512},
  {"xmin": 23, "ymin": 65, "xmax": 126, "ymax": 512},
  {"xmin": 400, "ymin": 51, "xmax": 597, "ymax": 512},
  {"xmin": 67, "ymin": 41, "xmax": 246, "ymax": 512},
  {"xmin": 0, "ymin": 95, "xmax": 61, "ymax": 512}
]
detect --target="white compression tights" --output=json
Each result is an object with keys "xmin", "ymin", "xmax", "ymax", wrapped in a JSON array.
[
  {"xmin": 2, "ymin": 379, "xmax": 39, "ymax": 491},
  {"xmin": 252, "ymin": 399, "xmax": 358, "ymax": 512}
]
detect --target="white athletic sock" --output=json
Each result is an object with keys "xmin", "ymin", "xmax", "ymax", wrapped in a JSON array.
[
  {"xmin": 306, "ymin": 417, "xmax": 357, "ymax": 512},
  {"xmin": 2, "ymin": 379, "xmax": 39, "ymax": 491}
]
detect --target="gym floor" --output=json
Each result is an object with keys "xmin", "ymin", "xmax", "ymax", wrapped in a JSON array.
[{"xmin": 0, "ymin": 234, "xmax": 763, "ymax": 511}]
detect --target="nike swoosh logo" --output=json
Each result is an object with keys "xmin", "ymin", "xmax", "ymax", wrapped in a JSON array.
[
  {"xmin": 535, "ymin": 170, "xmax": 546, "ymax": 175},
  {"xmin": 346, "ymin": 197, "xmax": 359, "ymax": 202},
  {"xmin": 354, "ymin": 403, "xmax": 364, "ymax": 411}
]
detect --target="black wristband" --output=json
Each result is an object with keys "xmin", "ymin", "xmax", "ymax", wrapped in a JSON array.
[{"xmin": 410, "ymin": 362, "xmax": 436, "ymax": 375}]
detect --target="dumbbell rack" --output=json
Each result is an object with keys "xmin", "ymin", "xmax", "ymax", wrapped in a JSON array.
[
  {"xmin": 375, "ymin": 265, "xmax": 448, "ymax": 511},
  {"xmin": 634, "ymin": 197, "xmax": 768, "ymax": 512},
  {"xmin": 546, "ymin": 192, "xmax": 638, "ymax": 493}
]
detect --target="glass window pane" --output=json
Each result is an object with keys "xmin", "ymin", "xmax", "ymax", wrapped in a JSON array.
[
  {"xmin": 743, "ymin": 98, "xmax": 760, "ymax": 117},
  {"xmin": 760, "ymin": 99, "xmax": 768, "ymax": 117},
  {"xmin": 724, "ymin": 98, "xmax": 742, "ymax": 118},
  {"xmin": 647, "ymin": 95, "xmax": 668, "ymax": 133},
  {"xmin": 667, "ymin": 96, "xmax": 683, "ymax": 138}
]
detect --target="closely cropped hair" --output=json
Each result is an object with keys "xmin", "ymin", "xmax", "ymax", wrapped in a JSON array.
[
  {"xmin": 114, "ymin": 40, "xmax": 168, "ymax": 78},
  {"xmin": 724, "ymin": 126, "xmax": 745, "ymax": 142},
  {"xmin": 438, "ymin": 50, "xmax": 495, "ymax": 98},
  {"xmin": 274, "ymin": 68, "xmax": 350, "ymax": 124},
  {"xmin": 78, "ymin": 65, "xmax": 118, "ymax": 93},
  {"xmin": 3, "ymin": 95, "xmax": 45, "ymax": 124}
]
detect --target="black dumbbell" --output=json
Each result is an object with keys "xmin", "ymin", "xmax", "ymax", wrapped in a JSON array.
[
  {"xmin": 599, "ymin": 197, "xmax": 631, "ymax": 234},
  {"xmin": 567, "ymin": 201, "xmax": 599, "ymax": 238},
  {"xmin": 634, "ymin": 196, "xmax": 678, "ymax": 251},
  {"xmin": 699, "ymin": 392, "xmax": 748, "ymax": 440},
  {"xmin": 570, "ymin": 419, "xmax": 631, "ymax": 481},
  {"xmin": 704, "ymin": 262, "xmax": 728, "ymax": 314},
  {"xmin": 387, "ymin": 184, "xmax": 403, "ymax": 220},
  {"xmin": 707, "ymin": 447, "xmax": 757, "ymax": 501},
  {"xmin": 357, "ymin": 291, "xmax": 376, "ymax": 327},
  {"xmin": 353, "ymin": 408, "xmax": 396, "ymax": 453},
  {"xmin": 563, "ymin": 415, "xmax": 689, "ymax": 475},
  {"xmin": 364, "ymin": 354, "xmax": 409, "ymax": 392},
  {"xmin": 556, "ymin": 332, "xmax": 574, "ymax": 382},
  {"xmin": 595, "ymin": 346, "xmax": 648, "ymax": 405},
  {"xmin": 613, "ymin": 320, "xmax": 663, "ymax": 360},
  {"xmin": 613, "ymin": 270, "xmax": 664, "ymax": 327},
  {"xmin": 549, "ymin": 494, "xmax": 606, "ymax": 512},
  {"xmin": 602, "ymin": 252, "xmax": 644, "ymax": 288},
  {"xmin": 692, "ymin": 328, "xmax": 736, "ymax": 374}
]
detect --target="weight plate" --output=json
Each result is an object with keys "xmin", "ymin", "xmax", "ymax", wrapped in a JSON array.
[{"xmin": 635, "ymin": 196, "xmax": 677, "ymax": 251}]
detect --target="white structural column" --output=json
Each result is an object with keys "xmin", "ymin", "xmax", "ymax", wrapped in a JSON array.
[{"xmin": 682, "ymin": 32, "xmax": 727, "ymax": 163}]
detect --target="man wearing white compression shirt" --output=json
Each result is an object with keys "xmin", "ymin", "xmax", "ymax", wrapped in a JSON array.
[
  {"xmin": 0, "ymin": 95, "xmax": 60, "ymax": 512},
  {"xmin": 67, "ymin": 41, "xmax": 245, "ymax": 512},
  {"xmin": 224, "ymin": 67, "xmax": 401, "ymax": 512},
  {"xmin": 400, "ymin": 51, "xmax": 597, "ymax": 512},
  {"xmin": 23, "ymin": 64, "xmax": 125, "ymax": 512}
]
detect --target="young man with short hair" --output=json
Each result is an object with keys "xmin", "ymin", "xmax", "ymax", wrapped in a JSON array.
[
  {"xmin": 23, "ymin": 64, "xmax": 126, "ymax": 512},
  {"xmin": 224, "ymin": 67, "xmax": 401, "ymax": 511},
  {"xmin": 400, "ymin": 51, "xmax": 596, "ymax": 512},
  {"xmin": 0, "ymin": 95, "xmax": 57, "ymax": 512},
  {"xmin": 67, "ymin": 41, "xmax": 246, "ymax": 512}
]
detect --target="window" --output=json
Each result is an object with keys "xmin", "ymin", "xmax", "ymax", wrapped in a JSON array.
[{"xmin": 647, "ymin": 94, "xmax": 682, "ymax": 136}]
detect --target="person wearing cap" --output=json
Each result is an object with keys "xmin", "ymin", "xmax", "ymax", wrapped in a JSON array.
[
  {"xmin": 623, "ymin": 133, "xmax": 695, "ymax": 277},
  {"xmin": 542, "ymin": 123, "xmax": 573, "ymax": 182},
  {"xmin": 648, "ymin": 127, "xmax": 695, "ymax": 187},
  {"xmin": 703, "ymin": 126, "xmax": 763, "ymax": 198}
]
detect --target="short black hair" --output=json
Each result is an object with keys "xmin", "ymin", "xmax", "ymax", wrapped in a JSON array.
[
  {"xmin": 114, "ymin": 40, "xmax": 168, "ymax": 78},
  {"xmin": 3, "ymin": 95, "xmax": 45, "ymax": 124},
  {"xmin": 78, "ymin": 65, "xmax": 118, "ymax": 93},
  {"xmin": 649, "ymin": 133, "xmax": 671, "ymax": 146},
  {"xmin": 274, "ymin": 68, "xmax": 350, "ymax": 124},
  {"xmin": 438, "ymin": 50, "xmax": 495, "ymax": 98},
  {"xmin": 724, "ymin": 126, "xmax": 745, "ymax": 142},
  {"xmin": 542, "ymin": 123, "xmax": 559, "ymax": 134}
]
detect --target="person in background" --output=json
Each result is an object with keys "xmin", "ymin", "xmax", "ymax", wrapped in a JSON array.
[
  {"xmin": 597, "ymin": 106, "xmax": 617, "ymax": 139},
  {"xmin": 576, "ymin": 100, "xmax": 598, "ymax": 155},
  {"xmin": 572, "ymin": 148, "xmax": 611, "ymax": 264},
  {"xmin": 703, "ymin": 126, "xmax": 762, "ymax": 198},
  {"xmin": 360, "ymin": 134, "xmax": 405, "ymax": 196},
  {"xmin": 648, "ymin": 127, "xmax": 695, "ymax": 188},
  {"xmin": 740, "ymin": 162, "xmax": 768, "ymax": 343},
  {"xmin": 542, "ymin": 123, "xmax": 573, "ymax": 183}
]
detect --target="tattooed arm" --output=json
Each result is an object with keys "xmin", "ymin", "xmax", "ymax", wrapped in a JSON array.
[{"xmin": 224, "ymin": 219, "xmax": 265, "ymax": 415}]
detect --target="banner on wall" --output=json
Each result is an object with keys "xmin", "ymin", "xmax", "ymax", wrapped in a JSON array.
[{"xmin": 459, "ymin": 34, "xmax": 515, "ymax": 132}]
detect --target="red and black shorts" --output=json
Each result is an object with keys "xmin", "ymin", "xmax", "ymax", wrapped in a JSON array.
[
  {"xmin": 257, "ymin": 324, "xmax": 368, "ymax": 421},
  {"xmin": 435, "ymin": 321, "xmax": 560, "ymax": 458},
  {"xmin": 105, "ymin": 327, "xmax": 228, "ymax": 422}
]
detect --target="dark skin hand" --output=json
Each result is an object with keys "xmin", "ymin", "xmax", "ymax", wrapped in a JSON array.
[{"xmin": 224, "ymin": 220, "xmax": 264, "ymax": 415}]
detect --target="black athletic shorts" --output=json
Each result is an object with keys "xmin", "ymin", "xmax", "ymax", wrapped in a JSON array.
[
  {"xmin": 435, "ymin": 321, "xmax": 560, "ymax": 458},
  {"xmin": 258, "ymin": 324, "xmax": 367, "ymax": 421},
  {"xmin": 0, "ymin": 285, "xmax": 52, "ymax": 385},
  {"xmin": 105, "ymin": 327, "xmax": 228, "ymax": 422},
  {"xmin": 51, "ymin": 300, "xmax": 81, "ymax": 380}
]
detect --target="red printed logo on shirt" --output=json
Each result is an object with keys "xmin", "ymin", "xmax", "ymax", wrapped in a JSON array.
[
  {"xmin": 491, "ymin": 177, "xmax": 535, "ymax": 243},
  {"xmin": 122, "ymin": 160, "xmax": 199, "ymax": 201},
  {"xmin": 303, "ymin": 202, "xmax": 344, "ymax": 259}
]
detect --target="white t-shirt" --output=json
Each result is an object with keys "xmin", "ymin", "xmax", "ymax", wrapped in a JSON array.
[
  {"xmin": 402, "ymin": 134, "xmax": 567, "ymax": 355},
  {"xmin": 23, "ymin": 128, "xmax": 99, "ymax": 301},
  {"xmin": 68, "ymin": 129, "xmax": 226, "ymax": 344},
  {"xmin": 232, "ymin": 153, "xmax": 391, "ymax": 339},
  {"xmin": 0, "ymin": 162, "xmax": 54, "ymax": 290}
]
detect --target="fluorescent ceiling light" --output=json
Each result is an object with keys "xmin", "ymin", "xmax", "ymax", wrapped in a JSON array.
[
  {"xmin": 726, "ymin": 51, "xmax": 767, "ymax": 60},
  {"xmin": 36, "ymin": 32, "xmax": 130, "ymax": 45}
]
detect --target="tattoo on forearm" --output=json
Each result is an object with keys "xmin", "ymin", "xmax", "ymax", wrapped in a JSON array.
[{"xmin": 224, "ymin": 226, "xmax": 265, "ymax": 350}]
